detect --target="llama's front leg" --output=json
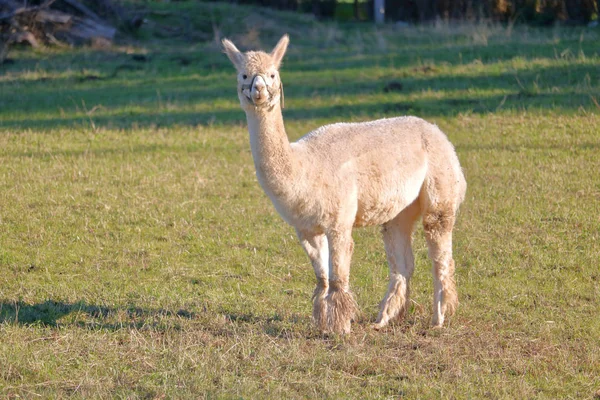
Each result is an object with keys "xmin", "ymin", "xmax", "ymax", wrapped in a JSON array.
[
  {"xmin": 423, "ymin": 214, "xmax": 458, "ymax": 327},
  {"xmin": 297, "ymin": 230, "xmax": 329, "ymax": 332},
  {"xmin": 326, "ymin": 229, "xmax": 357, "ymax": 334}
]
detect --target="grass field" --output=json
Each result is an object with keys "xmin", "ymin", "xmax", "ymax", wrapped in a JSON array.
[{"xmin": 1, "ymin": 2, "xmax": 600, "ymax": 398}]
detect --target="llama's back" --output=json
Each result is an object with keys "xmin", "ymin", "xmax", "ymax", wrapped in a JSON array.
[
  {"xmin": 295, "ymin": 116, "xmax": 425, "ymax": 150},
  {"xmin": 293, "ymin": 116, "xmax": 461, "ymax": 177}
]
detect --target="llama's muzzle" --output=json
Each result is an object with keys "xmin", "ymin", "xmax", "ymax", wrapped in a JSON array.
[{"xmin": 251, "ymin": 75, "xmax": 267, "ymax": 102}]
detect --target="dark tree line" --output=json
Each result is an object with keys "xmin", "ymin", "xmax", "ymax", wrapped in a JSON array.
[
  {"xmin": 385, "ymin": 0, "xmax": 598, "ymax": 24},
  {"xmin": 205, "ymin": 0, "xmax": 338, "ymax": 18},
  {"xmin": 216, "ymin": 0, "xmax": 599, "ymax": 24}
]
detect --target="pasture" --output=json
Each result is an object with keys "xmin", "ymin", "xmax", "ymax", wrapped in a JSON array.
[{"xmin": 1, "ymin": 2, "xmax": 599, "ymax": 398}]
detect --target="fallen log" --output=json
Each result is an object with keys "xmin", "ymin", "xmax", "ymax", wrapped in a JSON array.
[
  {"xmin": 35, "ymin": 9, "xmax": 71, "ymax": 24},
  {"xmin": 1, "ymin": 0, "xmax": 118, "ymax": 56}
]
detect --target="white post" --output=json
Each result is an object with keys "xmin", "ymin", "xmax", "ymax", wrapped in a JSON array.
[{"xmin": 374, "ymin": 0, "xmax": 385, "ymax": 24}]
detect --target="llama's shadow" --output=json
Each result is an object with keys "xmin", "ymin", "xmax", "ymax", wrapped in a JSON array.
[
  {"xmin": 0, "ymin": 300, "xmax": 197, "ymax": 330},
  {"xmin": 0, "ymin": 300, "xmax": 310, "ymax": 338}
]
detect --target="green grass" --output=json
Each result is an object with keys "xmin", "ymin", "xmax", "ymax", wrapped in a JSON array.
[{"xmin": 1, "ymin": 2, "xmax": 600, "ymax": 398}]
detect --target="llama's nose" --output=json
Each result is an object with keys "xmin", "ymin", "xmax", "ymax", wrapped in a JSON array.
[{"xmin": 252, "ymin": 76, "xmax": 266, "ymax": 99}]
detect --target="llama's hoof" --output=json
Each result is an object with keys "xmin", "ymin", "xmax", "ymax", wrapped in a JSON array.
[
  {"xmin": 326, "ymin": 288, "xmax": 356, "ymax": 334},
  {"xmin": 431, "ymin": 318, "xmax": 444, "ymax": 329},
  {"xmin": 372, "ymin": 317, "xmax": 389, "ymax": 331},
  {"xmin": 327, "ymin": 312, "xmax": 352, "ymax": 334},
  {"xmin": 372, "ymin": 322, "xmax": 385, "ymax": 331}
]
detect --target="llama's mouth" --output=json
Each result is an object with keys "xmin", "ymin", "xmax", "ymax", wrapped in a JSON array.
[
  {"xmin": 252, "ymin": 91, "xmax": 270, "ymax": 105},
  {"xmin": 242, "ymin": 88, "xmax": 271, "ymax": 107}
]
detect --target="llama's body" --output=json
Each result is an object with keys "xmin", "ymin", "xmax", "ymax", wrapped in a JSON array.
[{"xmin": 224, "ymin": 35, "xmax": 466, "ymax": 334}]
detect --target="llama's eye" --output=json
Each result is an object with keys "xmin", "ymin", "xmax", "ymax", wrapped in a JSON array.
[
  {"xmin": 242, "ymin": 74, "xmax": 247, "ymax": 79},
  {"xmin": 270, "ymin": 74, "xmax": 275, "ymax": 79}
]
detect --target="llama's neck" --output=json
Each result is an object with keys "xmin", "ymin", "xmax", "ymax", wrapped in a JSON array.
[{"xmin": 245, "ymin": 104, "xmax": 296, "ymax": 196}]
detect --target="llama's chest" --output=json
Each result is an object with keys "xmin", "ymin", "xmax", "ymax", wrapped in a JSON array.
[{"xmin": 256, "ymin": 171, "xmax": 324, "ymax": 229}]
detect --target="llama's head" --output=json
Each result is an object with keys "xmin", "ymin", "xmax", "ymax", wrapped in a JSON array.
[{"xmin": 222, "ymin": 35, "xmax": 289, "ymax": 112}]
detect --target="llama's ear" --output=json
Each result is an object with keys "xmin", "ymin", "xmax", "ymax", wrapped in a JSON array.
[
  {"xmin": 222, "ymin": 38, "xmax": 245, "ymax": 70},
  {"xmin": 270, "ymin": 34, "xmax": 289, "ymax": 70}
]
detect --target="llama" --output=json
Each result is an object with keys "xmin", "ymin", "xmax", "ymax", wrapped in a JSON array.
[{"xmin": 223, "ymin": 35, "xmax": 466, "ymax": 334}]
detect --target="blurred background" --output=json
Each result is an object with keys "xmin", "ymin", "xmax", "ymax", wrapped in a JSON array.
[{"xmin": 1, "ymin": 0, "xmax": 598, "ymax": 59}]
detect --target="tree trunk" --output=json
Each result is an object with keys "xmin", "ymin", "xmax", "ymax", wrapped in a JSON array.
[{"xmin": 374, "ymin": 0, "xmax": 384, "ymax": 22}]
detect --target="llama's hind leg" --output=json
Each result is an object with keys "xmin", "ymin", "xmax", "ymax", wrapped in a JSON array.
[
  {"xmin": 297, "ymin": 230, "xmax": 329, "ymax": 333},
  {"xmin": 422, "ymin": 206, "xmax": 458, "ymax": 327},
  {"xmin": 374, "ymin": 201, "xmax": 420, "ymax": 330},
  {"xmin": 326, "ymin": 229, "xmax": 357, "ymax": 334}
]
